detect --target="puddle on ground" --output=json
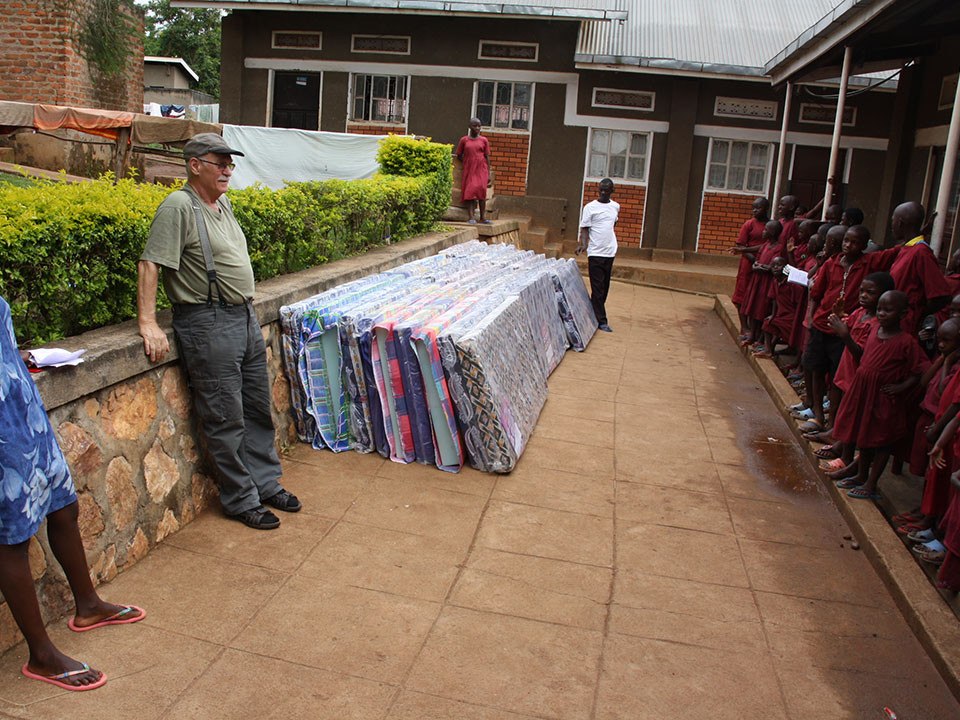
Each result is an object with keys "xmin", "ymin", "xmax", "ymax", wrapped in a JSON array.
[{"xmin": 741, "ymin": 434, "xmax": 824, "ymax": 501}]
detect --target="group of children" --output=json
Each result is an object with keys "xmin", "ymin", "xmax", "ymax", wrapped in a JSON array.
[{"xmin": 730, "ymin": 196, "xmax": 960, "ymax": 591}]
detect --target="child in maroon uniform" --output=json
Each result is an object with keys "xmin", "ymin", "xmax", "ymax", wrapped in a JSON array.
[
  {"xmin": 819, "ymin": 273, "xmax": 891, "ymax": 474},
  {"xmin": 730, "ymin": 198, "xmax": 770, "ymax": 340},
  {"xmin": 738, "ymin": 220, "xmax": 784, "ymax": 350},
  {"xmin": 829, "ymin": 290, "xmax": 929, "ymax": 500},
  {"xmin": 758, "ymin": 256, "xmax": 804, "ymax": 358},
  {"xmin": 907, "ymin": 320, "xmax": 960, "ymax": 535},
  {"xmin": 801, "ymin": 226, "xmax": 900, "ymax": 436}
]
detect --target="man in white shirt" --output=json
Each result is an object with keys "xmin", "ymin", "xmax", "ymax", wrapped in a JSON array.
[{"xmin": 576, "ymin": 178, "xmax": 619, "ymax": 331}]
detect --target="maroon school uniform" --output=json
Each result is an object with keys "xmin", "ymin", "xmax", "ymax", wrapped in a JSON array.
[
  {"xmin": 938, "ymin": 487, "xmax": 960, "ymax": 590},
  {"xmin": 890, "ymin": 242, "xmax": 952, "ymax": 335},
  {"xmin": 832, "ymin": 308, "xmax": 877, "ymax": 394},
  {"xmin": 910, "ymin": 361, "xmax": 960, "ymax": 476},
  {"xmin": 917, "ymin": 367, "xmax": 960, "ymax": 518},
  {"xmin": 809, "ymin": 248, "xmax": 900, "ymax": 334},
  {"xmin": 791, "ymin": 255, "xmax": 819, "ymax": 351},
  {"xmin": 731, "ymin": 218, "xmax": 766, "ymax": 306},
  {"xmin": 741, "ymin": 239, "xmax": 785, "ymax": 322},
  {"xmin": 762, "ymin": 277, "xmax": 805, "ymax": 344},
  {"xmin": 936, "ymin": 273, "xmax": 960, "ymax": 323},
  {"xmin": 832, "ymin": 327, "xmax": 929, "ymax": 448}
]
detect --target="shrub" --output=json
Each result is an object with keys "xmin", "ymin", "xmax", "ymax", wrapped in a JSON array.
[
  {"xmin": 0, "ymin": 175, "xmax": 170, "ymax": 346},
  {"xmin": 0, "ymin": 137, "xmax": 453, "ymax": 346}
]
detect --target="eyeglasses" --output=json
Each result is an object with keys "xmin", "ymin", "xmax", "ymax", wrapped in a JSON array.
[{"xmin": 196, "ymin": 158, "xmax": 236, "ymax": 171}]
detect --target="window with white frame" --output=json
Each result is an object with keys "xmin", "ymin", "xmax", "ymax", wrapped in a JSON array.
[
  {"xmin": 587, "ymin": 129, "xmax": 649, "ymax": 182},
  {"xmin": 351, "ymin": 74, "xmax": 408, "ymax": 123},
  {"xmin": 474, "ymin": 81, "xmax": 531, "ymax": 131},
  {"xmin": 707, "ymin": 139, "xmax": 770, "ymax": 193}
]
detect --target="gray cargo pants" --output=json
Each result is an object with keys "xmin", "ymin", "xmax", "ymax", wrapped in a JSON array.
[{"xmin": 172, "ymin": 301, "xmax": 283, "ymax": 515}]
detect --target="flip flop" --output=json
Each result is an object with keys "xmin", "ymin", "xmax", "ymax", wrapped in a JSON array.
[
  {"xmin": 68, "ymin": 605, "xmax": 146, "ymax": 632},
  {"xmin": 836, "ymin": 478, "xmax": 862, "ymax": 489},
  {"xmin": 906, "ymin": 529, "xmax": 936, "ymax": 543},
  {"xmin": 797, "ymin": 420, "xmax": 822, "ymax": 433},
  {"xmin": 895, "ymin": 522, "xmax": 929, "ymax": 535},
  {"xmin": 788, "ymin": 402, "xmax": 807, "ymax": 412},
  {"xmin": 21, "ymin": 662, "xmax": 106, "ymax": 692},
  {"xmin": 814, "ymin": 445, "xmax": 838, "ymax": 459},
  {"xmin": 820, "ymin": 458, "xmax": 846, "ymax": 471},
  {"xmin": 912, "ymin": 539, "xmax": 946, "ymax": 553},
  {"xmin": 791, "ymin": 408, "xmax": 815, "ymax": 420},
  {"xmin": 847, "ymin": 487, "xmax": 881, "ymax": 500},
  {"xmin": 893, "ymin": 510, "xmax": 923, "ymax": 523},
  {"xmin": 920, "ymin": 549, "xmax": 945, "ymax": 565}
]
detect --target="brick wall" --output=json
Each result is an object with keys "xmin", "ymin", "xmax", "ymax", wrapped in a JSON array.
[
  {"xmin": 487, "ymin": 132, "xmax": 529, "ymax": 197},
  {"xmin": 697, "ymin": 192, "xmax": 759, "ymax": 255},
  {"xmin": 580, "ymin": 181, "xmax": 646, "ymax": 248},
  {"xmin": 0, "ymin": 0, "xmax": 143, "ymax": 112},
  {"xmin": 346, "ymin": 123, "xmax": 406, "ymax": 136}
]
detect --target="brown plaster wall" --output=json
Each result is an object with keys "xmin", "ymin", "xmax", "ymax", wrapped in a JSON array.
[
  {"xmin": 220, "ymin": 11, "xmax": 246, "ymax": 124},
  {"xmin": 657, "ymin": 78, "xmax": 700, "ymax": 250},
  {"xmin": 321, "ymin": 71, "xmax": 349, "ymax": 132},
  {"xmin": 235, "ymin": 11, "xmax": 577, "ymax": 73},
  {"xmin": 408, "ymin": 77, "xmax": 474, "ymax": 145},
  {"xmin": 526, "ymin": 82, "xmax": 587, "ymax": 240},
  {"xmin": 641, "ymin": 132, "xmax": 668, "ymax": 248},
  {"xmin": 845, "ymin": 148, "xmax": 887, "ymax": 236}
]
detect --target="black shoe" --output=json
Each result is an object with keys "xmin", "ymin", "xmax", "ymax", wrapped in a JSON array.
[
  {"xmin": 262, "ymin": 489, "xmax": 302, "ymax": 513},
  {"xmin": 229, "ymin": 505, "xmax": 280, "ymax": 530}
]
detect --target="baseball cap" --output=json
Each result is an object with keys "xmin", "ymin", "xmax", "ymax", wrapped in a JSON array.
[{"xmin": 182, "ymin": 133, "xmax": 245, "ymax": 159}]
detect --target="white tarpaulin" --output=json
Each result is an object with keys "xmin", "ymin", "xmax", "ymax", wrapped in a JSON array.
[{"xmin": 222, "ymin": 124, "xmax": 389, "ymax": 190}]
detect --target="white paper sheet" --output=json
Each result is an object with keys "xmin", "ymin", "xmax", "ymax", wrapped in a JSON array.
[
  {"xmin": 29, "ymin": 348, "xmax": 86, "ymax": 367},
  {"xmin": 785, "ymin": 264, "xmax": 808, "ymax": 286}
]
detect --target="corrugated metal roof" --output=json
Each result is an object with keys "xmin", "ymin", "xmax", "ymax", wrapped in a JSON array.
[
  {"xmin": 576, "ymin": 0, "xmax": 841, "ymax": 76},
  {"xmin": 172, "ymin": 0, "xmax": 627, "ymax": 20}
]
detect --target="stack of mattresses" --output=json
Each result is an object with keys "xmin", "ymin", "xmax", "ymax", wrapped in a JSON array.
[{"xmin": 279, "ymin": 241, "xmax": 597, "ymax": 473}]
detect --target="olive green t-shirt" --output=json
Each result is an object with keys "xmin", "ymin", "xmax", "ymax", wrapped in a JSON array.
[{"xmin": 141, "ymin": 184, "xmax": 255, "ymax": 305}]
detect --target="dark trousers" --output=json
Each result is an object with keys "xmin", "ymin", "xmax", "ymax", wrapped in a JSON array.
[
  {"xmin": 172, "ymin": 302, "xmax": 283, "ymax": 515},
  {"xmin": 588, "ymin": 256, "xmax": 615, "ymax": 325}
]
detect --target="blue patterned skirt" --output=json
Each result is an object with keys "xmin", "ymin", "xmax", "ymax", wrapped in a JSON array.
[{"xmin": 0, "ymin": 296, "xmax": 77, "ymax": 545}]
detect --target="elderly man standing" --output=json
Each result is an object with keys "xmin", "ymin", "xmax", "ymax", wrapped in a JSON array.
[{"xmin": 137, "ymin": 133, "xmax": 301, "ymax": 530}]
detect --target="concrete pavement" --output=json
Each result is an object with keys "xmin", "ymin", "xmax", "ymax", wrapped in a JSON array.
[{"xmin": 0, "ymin": 282, "xmax": 957, "ymax": 719}]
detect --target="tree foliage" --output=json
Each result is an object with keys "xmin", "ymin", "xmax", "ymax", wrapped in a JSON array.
[{"xmin": 143, "ymin": 0, "xmax": 222, "ymax": 98}]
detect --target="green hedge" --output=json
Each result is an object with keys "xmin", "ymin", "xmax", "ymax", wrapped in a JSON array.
[{"xmin": 0, "ymin": 136, "xmax": 452, "ymax": 346}]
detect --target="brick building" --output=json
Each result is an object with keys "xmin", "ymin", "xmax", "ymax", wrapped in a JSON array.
[
  {"xmin": 192, "ymin": 0, "xmax": 903, "ymax": 253},
  {"xmin": 0, "ymin": 0, "xmax": 143, "ymax": 112}
]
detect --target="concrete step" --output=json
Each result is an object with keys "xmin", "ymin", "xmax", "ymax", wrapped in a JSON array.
[
  {"xmin": 525, "ymin": 227, "xmax": 549, "ymax": 254},
  {"xmin": 543, "ymin": 241, "xmax": 563, "ymax": 259},
  {"xmin": 575, "ymin": 254, "xmax": 737, "ymax": 296}
]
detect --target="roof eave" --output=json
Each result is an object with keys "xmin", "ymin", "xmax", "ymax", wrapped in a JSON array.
[
  {"xmin": 171, "ymin": 0, "xmax": 626, "ymax": 20},
  {"xmin": 574, "ymin": 56, "xmax": 769, "ymax": 81},
  {"xmin": 763, "ymin": 0, "xmax": 899, "ymax": 85}
]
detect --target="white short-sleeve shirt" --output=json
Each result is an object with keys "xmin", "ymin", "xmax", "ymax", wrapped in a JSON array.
[{"xmin": 579, "ymin": 199, "xmax": 620, "ymax": 258}]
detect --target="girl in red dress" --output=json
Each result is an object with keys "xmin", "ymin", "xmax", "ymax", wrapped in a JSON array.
[
  {"xmin": 729, "ymin": 197, "xmax": 769, "ymax": 340},
  {"xmin": 455, "ymin": 118, "xmax": 491, "ymax": 224},
  {"xmin": 737, "ymin": 220, "xmax": 784, "ymax": 350},
  {"xmin": 906, "ymin": 320, "xmax": 960, "ymax": 536},
  {"xmin": 757, "ymin": 256, "xmax": 804, "ymax": 358},
  {"xmin": 820, "ymin": 272, "xmax": 891, "ymax": 478},
  {"xmin": 829, "ymin": 290, "xmax": 929, "ymax": 500}
]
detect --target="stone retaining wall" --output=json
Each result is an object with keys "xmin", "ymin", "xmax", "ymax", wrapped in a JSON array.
[{"xmin": 0, "ymin": 225, "xmax": 496, "ymax": 654}]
